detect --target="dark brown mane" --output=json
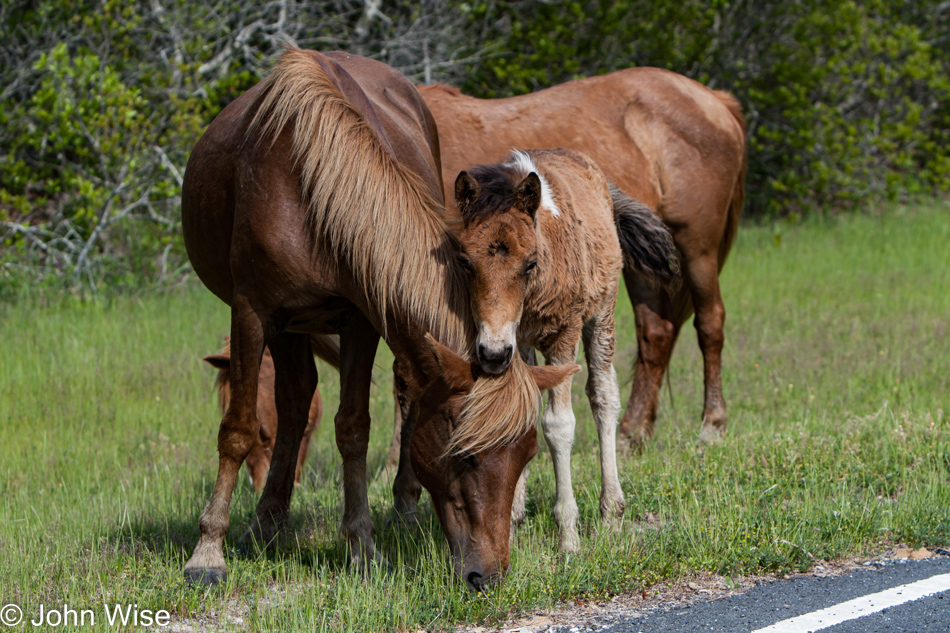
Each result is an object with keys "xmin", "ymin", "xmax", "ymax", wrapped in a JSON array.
[{"xmin": 459, "ymin": 163, "xmax": 524, "ymax": 223}]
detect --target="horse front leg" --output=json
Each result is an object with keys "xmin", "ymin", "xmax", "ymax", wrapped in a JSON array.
[
  {"xmin": 185, "ymin": 296, "xmax": 267, "ymax": 585},
  {"xmin": 539, "ymin": 336, "xmax": 582, "ymax": 554},
  {"xmin": 245, "ymin": 332, "xmax": 318, "ymax": 546},
  {"xmin": 335, "ymin": 312, "xmax": 386, "ymax": 570},
  {"xmin": 510, "ymin": 345, "xmax": 537, "ymax": 535},
  {"xmin": 582, "ymin": 307, "xmax": 625, "ymax": 527},
  {"xmin": 388, "ymin": 360, "xmax": 422, "ymax": 526}
]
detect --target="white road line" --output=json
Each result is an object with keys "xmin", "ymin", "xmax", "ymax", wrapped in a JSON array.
[{"xmin": 752, "ymin": 572, "xmax": 950, "ymax": 633}]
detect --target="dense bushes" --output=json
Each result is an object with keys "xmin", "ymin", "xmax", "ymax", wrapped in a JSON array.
[
  {"xmin": 456, "ymin": 0, "xmax": 950, "ymax": 214},
  {"xmin": 1, "ymin": 0, "xmax": 948, "ymax": 290}
]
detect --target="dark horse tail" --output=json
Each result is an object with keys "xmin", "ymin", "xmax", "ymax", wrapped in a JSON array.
[
  {"xmin": 610, "ymin": 183, "xmax": 681, "ymax": 292},
  {"xmin": 309, "ymin": 334, "xmax": 341, "ymax": 370}
]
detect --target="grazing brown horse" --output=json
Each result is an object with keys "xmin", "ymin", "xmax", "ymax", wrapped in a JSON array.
[
  {"xmin": 454, "ymin": 148, "xmax": 679, "ymax": 551},
  {"xmin": 203, "ymin": 335, "xmax": 341, "ymax": 491},
  {"xmin": 419, "ymin": 69, "xmax": 747, "ymax": 446},
  {"xmin": 180, "ymin": 47, "xmax": 575, "ymax": 591}
]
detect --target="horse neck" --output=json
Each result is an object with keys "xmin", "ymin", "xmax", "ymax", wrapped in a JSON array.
[{"xmin": 525, "ymin": 205, "xmax": 585, "ymax": 320}]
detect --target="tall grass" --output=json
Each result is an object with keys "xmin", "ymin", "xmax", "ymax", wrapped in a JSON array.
[{"xmin": 1, "ymin": 204, "xmax": 948, "ymax": 631}]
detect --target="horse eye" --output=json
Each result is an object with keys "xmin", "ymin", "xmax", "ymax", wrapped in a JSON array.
[
  {"xmin": 461, "ymin": 453, "xmax": 478, "ymax": 467},
  {"xmin": 458, "ymin": 254, "xmax": 474, "ymax": 273},
  {"xmin": 524, "ymin": 259, "xmax": 537, "ymax": 275}
]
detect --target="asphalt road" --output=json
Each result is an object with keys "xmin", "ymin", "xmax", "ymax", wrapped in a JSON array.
[{"xmin": 604, "ymin": 555, "xmax": 950, "ymax": 633}]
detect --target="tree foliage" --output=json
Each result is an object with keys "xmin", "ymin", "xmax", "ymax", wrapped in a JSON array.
[
  {"xmin": 1, "ymin": 0, "xmax": 948, "ymax": 291},
  {"xmin": 456, "ymin": 0, "xmax": 950, "ymax": 215}
]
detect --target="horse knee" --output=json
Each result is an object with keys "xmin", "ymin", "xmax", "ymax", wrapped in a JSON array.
[
  {"xmin": 334, "ymin": 407, "xmax": 371, "ymax": 459},
  {"xmin": 541, "ymin": 406, "xmax": 576, "ymax": 452},
  {"xmin": 639, "ymin": 319, "xmax": 675, "ymax": 364},
  {"xmin": 586, "ymin": 365, "xmax": 620, "ymax": 408},
  {"xmin": 694, "ymin": 304, "xmax": 725, "ymax": 350},
  {"xmin": 217, "ymin": 412, "xmax": 259, "ymax": 461}
]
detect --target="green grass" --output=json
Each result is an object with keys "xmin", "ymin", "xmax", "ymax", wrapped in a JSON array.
[{"xmin": 1, "ymin": 203, "xmax": 949, "ymax": 631}]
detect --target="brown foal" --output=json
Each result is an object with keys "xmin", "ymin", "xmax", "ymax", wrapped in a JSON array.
[{"xmin": 454, "ymin": 148, "xmax": 679, "ymax": 551}]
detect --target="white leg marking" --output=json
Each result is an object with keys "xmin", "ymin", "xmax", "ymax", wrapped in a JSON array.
[
  {"xmin": 586, "ymin": 362, "xmax": 625, "ymax": 523},
  {"xmin": 540, "ymin": 378, "xmax": 579, "ymax": 553}
]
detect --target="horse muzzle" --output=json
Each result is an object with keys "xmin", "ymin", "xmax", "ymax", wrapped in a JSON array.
[{"xmin": 477, "ymin": 341, "xmax": 514, "ymax": 374}]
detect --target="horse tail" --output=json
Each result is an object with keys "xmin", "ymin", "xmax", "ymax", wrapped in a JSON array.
[
  {"xmin": 310, "ymin": 334, "xmax": 341, "ymax": 370},
  {"xmin": 610, "ymin": 183, "xmax": 681, "ymax": 292},
  {"xmin": 202, "ymin": 345, "xmax": 232, "ymax": 415},
  {"xmin": 713, "ymin": 89, "xmax": 747, "ymax": 268}
]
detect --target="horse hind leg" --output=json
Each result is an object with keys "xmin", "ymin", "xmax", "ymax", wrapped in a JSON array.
[
  {"xmin": 539, "ymin": 337, "xmax": 582, "ymax": 554},
  {"xmin": 619, "ymin": 270, "xmax": 679, "ymax": 448},
  {"xmin": 184, "ymin": 296, "xmax": 267, "ymax": 585},
  {"xmin": 244, "ymin": 332, "xmax": 318, "ymax": 547},
  {"xmin": 687, "ymin": 256, "xmax": 728, "ymax": 443},
  {"xmin": 582, "ymin": 308, "xmax": 625, "ymax": 526},
  {"xmin": 295, "ymin": 389, "xmax": 322, "ymax": 486}
]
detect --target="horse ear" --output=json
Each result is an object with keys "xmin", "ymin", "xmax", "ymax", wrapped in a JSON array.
[
  {"xmin": 529, "ymin": 363, "xmax": 580, "ymax": 392},
  {"xmin": 454, "ymin": 171, "xmax": 479, "ymax": 219},
  {"xmin": 516, "ymin": 172, "xmax": 542, "ymax": 218},
  {"xmin": 203, "ymin": 353, "xmax": 231, "ymax": 370},
  {"xmin": 423, "ymin": 333, "xmax": 476, "ymax": 392}
]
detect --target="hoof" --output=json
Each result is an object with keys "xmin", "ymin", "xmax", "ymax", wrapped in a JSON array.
[
  {"xmin": 698, "ymin": 424, "xmax": 725, "ymax": 445},
  {"xmin": 618, "ymin": 425, "xmax": 650, "ymax": 454},
  {"xmin": 185, "ymin": 566, "xmax": 227, "ymax": 586},
  {"xmin": 351, "ymin": 552, "xmax": 393, "ymax": 575},
  {"xmin": 600, "ymin": 498, "xmax": 625, "ymax": 529},
  {"xmin": 559, "ymin": 531, "xmax": 580, "ymax": 555},
  {"xmin": 699, "ymin": 408, "xmax": 727, "ymax": 445},
  {"xmin": 386, "ymin": 508, "xmax": 421, "ymax": 530},
  {"xmin": 238, "ymin": 515, "xmax": 280, "ymax": 550}
]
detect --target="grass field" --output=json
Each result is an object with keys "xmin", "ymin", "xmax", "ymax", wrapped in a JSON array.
[{"xmin": 1, "ymin": 204, "xmax": 949, "ymax": 631}]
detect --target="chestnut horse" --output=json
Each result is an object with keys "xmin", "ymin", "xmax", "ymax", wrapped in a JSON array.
[
  {"xmin": 180, "ymin": 47, "xmax": 574, "ymax": 590},
  {"xmin": 419, "ymin": 69, "xmax": 747, "ymax": 446},
  {"xmin": 203, "ymin": 335, "xmax": 341, "ymax": 491},
  {"xmin": 454, "ymin": 148, "xmax": 679, "ymax": 551}
]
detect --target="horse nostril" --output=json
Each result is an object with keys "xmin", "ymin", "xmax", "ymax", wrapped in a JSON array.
[
  {"xmin": 477, "ymin": 343, "xmax": 489, "ymax": 362},
  {"xmin": 467, "ymin": 571, "xmax": 485, "ymax": 592},
  {"xmin": 503, "ymin": 345, "xmax": 513, "ymax": 363}
]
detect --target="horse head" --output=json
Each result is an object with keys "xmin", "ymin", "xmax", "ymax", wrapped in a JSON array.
[
  {"xmin": 454, "ymin": 160, "xmax": 544, "ymax": 375},
  {"xmin": 411, "ymin": 334, "xmax": 577, "ymax": 591}
]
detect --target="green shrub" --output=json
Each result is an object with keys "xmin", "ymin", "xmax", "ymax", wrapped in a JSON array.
[
  {"xmin": 2, "ymin": 0, "xmax": 948, "ymax": 291},
  {"xmin": 453, "ymin": 0, "xmax": 950, "ymax": 215}
]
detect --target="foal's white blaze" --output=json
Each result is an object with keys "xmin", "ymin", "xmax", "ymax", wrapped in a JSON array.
[{"xmin": 506, "ymin": 149, "xmax": 560, "ymax": 218}]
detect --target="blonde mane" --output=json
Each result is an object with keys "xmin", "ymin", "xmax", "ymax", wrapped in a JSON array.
[
  {"xmin": 447, "ymin": 354, "xmax": 541, "ymax": 456},
  {"xmin": 247, "ymin": 48, "xmax": 469, "ymax": 347}
]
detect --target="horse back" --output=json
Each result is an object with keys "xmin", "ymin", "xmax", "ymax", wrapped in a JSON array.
[
  {"xmin": 322, "ymin": 52, "xmax": 444, "ymax": 199},
  {"xmin": 523, "ymin": 149, "xmax": 622, "ymax": 328},
  {"xmin": 420, "ymin": 69, "xmax": 745, "ymax": 245}
]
